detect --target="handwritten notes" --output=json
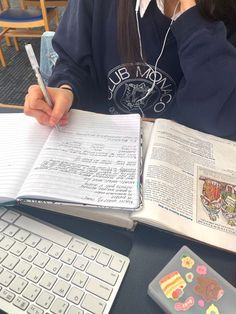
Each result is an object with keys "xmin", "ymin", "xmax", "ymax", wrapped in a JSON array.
[{"xmin": 18, "ymin": 110, "xmax": 141, "ymax": 210}]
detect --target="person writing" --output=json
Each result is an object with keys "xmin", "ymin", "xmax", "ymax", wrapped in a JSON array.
[{"xmin": 24, "ymin": 0, "xmax": 236, "ymax": 138}]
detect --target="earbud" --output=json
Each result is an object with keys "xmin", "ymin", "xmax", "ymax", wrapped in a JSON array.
[{"xmin": 135, "ymin": 0, "xmax": 141, "ymax": 13}]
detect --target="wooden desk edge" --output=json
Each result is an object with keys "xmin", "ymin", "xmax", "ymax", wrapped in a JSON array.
[
  {"xmin": 143, "ymin": 117, "xmax": 155, "ymax": 122},
  {"xmin": 0, "ymin": 103, "xmax": 23, "ymax": 110}
]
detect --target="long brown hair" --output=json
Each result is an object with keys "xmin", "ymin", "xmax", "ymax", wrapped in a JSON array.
[{"xmin": 117, "ymin": 0, "xmax": 236, "ymax": 62}]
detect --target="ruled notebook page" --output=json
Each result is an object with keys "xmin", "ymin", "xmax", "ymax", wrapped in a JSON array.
[
  {"xmin": 18, "ymin": 110, "xmax": 141, "ymax": 210},
  {"xmin": 0, "ymin": 113, "xmax": 51, "ymax": 203}
]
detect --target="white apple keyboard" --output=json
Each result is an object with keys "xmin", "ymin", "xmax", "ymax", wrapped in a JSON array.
[{"xmin": 0, "ymin": 207, "xmax": 130, "ymax": 314}]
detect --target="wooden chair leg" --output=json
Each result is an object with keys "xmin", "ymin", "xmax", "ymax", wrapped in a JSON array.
[
  {"xmin": 0, "ymin": 28, "xmax": 10, "ymax": 66},
  {"xmin": 5, "ymin": 36, "xmax": 11, "ymax": 47},
  {"xmin": 54, "ymin": 10, "xmax": 59, "ymax": 28},
  {"xmin": 0, "ymin": 47, "xmax": 7, "ymax": 67},
  {"xmin": 13, "ymin": 37, "xmax": 20, "ymax": 51}
]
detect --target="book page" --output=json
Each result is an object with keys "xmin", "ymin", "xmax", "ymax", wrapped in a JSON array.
[
  {"xmin": 133, "ymin": 119, "xmax": 236, "ymax": 252},
  {"xmin": 0, "ymin": 113, "xmax": 51, "ymax": 203},
  {"xmin": 142, "ymin": 120, "xmax": 153, "ymax": 160},
  {"xmin": 18, "ymin": 110, "xmax": 141, "ymax": 210}
]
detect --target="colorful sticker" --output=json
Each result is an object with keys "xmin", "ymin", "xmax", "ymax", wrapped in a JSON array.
[
  {"xmin": 181, "ymin": 255, "xmax": 195, "ymax": 269},
  {"xmin": 159, "ymin": 271, "xmax": 186, "ymax": 300},
  {"xmin": 194, "ymin": 276, "xmax": 224, "ymax": 302},
  {"xmin": 174, "ymin": 296, "xmax": 195, "ymax": 312},
  {"xmin": 185, "ymin": 272, "xmax": 194, "ymax": 283},
  {"xmin": 206, "ymin": 304, "xmax": 220, "ymax": 314},
  {"xmin": 196, "ymin": 265, "xmax": 207, "ymax": 275},
  {"xmin": 198, "ymin": 299, "xmax": 205, "ymax": 308}
]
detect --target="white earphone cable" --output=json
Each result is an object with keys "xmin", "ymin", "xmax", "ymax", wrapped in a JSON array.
[{"xmin": 135, "ymin": 1, "xmax": 180, "ymax": 107}]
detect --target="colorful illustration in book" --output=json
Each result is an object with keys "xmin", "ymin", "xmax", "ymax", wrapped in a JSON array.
[
  {"xmin": 221, "ymin": 184, "xmax": 236, "ymax": 226},
  {"xmin": 200, "ymin": 177, "xmax": 236, "ymax": 226},
  {"xmin": 158, "ymin": 252, "xmax": 223, "ymax": 313}
]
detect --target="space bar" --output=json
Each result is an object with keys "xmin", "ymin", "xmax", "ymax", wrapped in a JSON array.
[{"xmin": 14, "ymin": 215, "xmax": 72, "ymax": 247}]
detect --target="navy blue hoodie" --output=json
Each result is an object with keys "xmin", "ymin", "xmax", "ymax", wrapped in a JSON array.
[{"xmin": 49, "ymin": 0, "xmax": 236, "ymax": 138}]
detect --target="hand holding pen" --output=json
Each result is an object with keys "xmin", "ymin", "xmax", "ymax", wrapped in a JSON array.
[{"xmin": 24, "ymin": 44, "xmax": 73, "ymax": 127}]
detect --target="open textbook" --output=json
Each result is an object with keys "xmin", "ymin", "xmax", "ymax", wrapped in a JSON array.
[{"xmin": 1, "ymin": 110, "xmax": 236, "ymax": 253}]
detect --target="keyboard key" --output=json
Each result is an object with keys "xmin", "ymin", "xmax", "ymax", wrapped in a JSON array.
[
  {"xmin": 109, "ymin": 256, "xmax": 125, "ymax": 272},
  {"xmin": 1, "ymin": 210, "xmax": 20, "ymax": 223},
  {"xmin": 84, "ymin": 245, "xmax": 100, "ymax": 260},
  {"xmin": 21, "ymin": 247, "xmax": 38, "ymax": 262},
  {"xmin": 26, "ymin": 267, "xmax": 44, "ymax": 283},
  {"xmin": 0, "ymin": 236, "xmax": 15, "ymax": 250},
  {"xmin": 52, "ymin": 279, "xmax": 70, "ymax": 297},
  {"xmin": 33, "ymin": 252, "xmax": 49, "ymax": 268},
  {"xmin": 86, "ymin": 278, "xmax": 112, "ymax": 301},
  {"xmin": 60, "ymin": 250, "xmax": 76, "ymax": 265},
  {"xmin": 22, "ymin": 283, "xmax": 41, "ymax": 301},
  {"xmin": 66, "ymin": 286, "xmax": 84, "ymax": 305},
  {"xmin": 3, "ymin": 225, "xmax": 19, "ymax": 237},
  {"xmin": 0, "ymin": 249, "xmax": 8, "ymax": 263},
  {"xmin": 0, "ymin": 288, "xmax": 15, "ymax": 302},
  {"xmin": 27, "ymin": 304, "xmax": 44, "ymax": 314},
  {"xmin": 71, "ymin": 272, "xmax": 88, "ymax": 288},
  {"xmin": 14, "ymin": 260, "xmax": 31, "ymax": 277},
  {"xmin": 45, "ymin": 258, "xmax": 62, "ymax": 274},
  {"xmin": 50, "ymin": 298, "xmax": 69, "ymax": 314},
  {"xmin": 25, "ymin": 234, "xmax": 41, "ymax": 247},
  {"xmin": 73, "ymin": 256, "xmax": 89, "ymax": 271},
  {"xmin": 13, "ymin": 295, "xmax": 29, "ymax": 310},
  {"xmin": 2, "ymin": 254, "xmax": 19, "ymax": 270},
  {"xmin": 81, "ymin": 293, "xmax": 106, "ymax": 314},
  {"xmin": 96, "ymin": 251, "xmax": 111, "ymax": 266},
  {"xmin": 0, "ymin": 220, "xmax": 8, "ymax": 232},
  {"xmin": 68, "ymin": 238, "xmax": 87, "ymax": 254},
  {"xmin": 36, "ymin": 290, "xmax": 55, "ymax": 309},
  {"xmin": 36, "ymin": 238, "xmax": 52, "ymax": 253},
  {"xmin": 58, "ymin": 264, "xmax": 75, "ymax": 281},
  {"xmin": 14, "ymin": 229, "xmax": 30, "ymax": 242},
  {"xmin": 0, "ymin": 269, "xmax": 15, "ymax": 286},
  {"xmin": 9, "ymin": 277, "xmax": 28, "ymax": 294},
  {"xmin": 86, "ymin": 263, "xmax": 118, "ymax": 286},
  {"xmin": 10, "ymin": 242, "xmax": 26, "ymax": 256},
  {"xmin": 48, "ymin": 244, "xmax": 64, "ymax": 259},
  {"xmin": 39, "ymin": 272, "xmax": 57, "ymax": 290},
  {"xmin": 0, "ymin": 207, "xmax": 7, "ymax": 216}
]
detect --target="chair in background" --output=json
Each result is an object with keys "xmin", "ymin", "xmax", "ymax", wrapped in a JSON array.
[
  {"xmin": 0, "ymin": 0, "xmax": 9, "ymax": 11},
  {"xmin": 0, "ymin": 0, "xmax": 57, "ymax": 66},
  {"xmin": 20, "ymin": 0, "xmax": 67, "ymax": 21},
  {"xmin": 20, "ymin": 0, "xmax": 68, "ymax": 9}
]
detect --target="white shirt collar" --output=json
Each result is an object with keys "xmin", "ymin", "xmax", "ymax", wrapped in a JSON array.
[
  {"xmin": 139, "ymin": 0, "xmax": 164, "ymax": 18},
  {"xmin": 139, "ymin": 0, "xmax": 181, "ymax": 19}
]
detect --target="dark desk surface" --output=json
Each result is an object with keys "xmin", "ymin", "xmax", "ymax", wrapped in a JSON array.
[
  {"xmin": 14, "ymin": 204, "xmax": 236, "ymax": 314},
  {"xmin": 1, "ymin": 108, "xmax": 236, "ymax": 314}
]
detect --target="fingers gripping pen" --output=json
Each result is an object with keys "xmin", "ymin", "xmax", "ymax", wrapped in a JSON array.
[{"xmin": 25, "ymin": 44, "xmax": 59, "ymax": 130}]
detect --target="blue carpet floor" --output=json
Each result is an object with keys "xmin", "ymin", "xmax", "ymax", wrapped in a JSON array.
[{"xmin": 0, "ymin": 38, "xmax": 40, "ymax": 105}]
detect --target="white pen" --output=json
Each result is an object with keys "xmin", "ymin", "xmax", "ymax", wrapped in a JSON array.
[{"xmin": 25, "ymin": 44, "xmax": 59, "ymax": 130}]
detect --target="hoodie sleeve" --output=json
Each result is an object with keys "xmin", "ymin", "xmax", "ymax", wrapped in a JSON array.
[
  {"xmin": 171, "ymin": 6, "xmax": 236, "ymax": 138},
  {"xmin": 48, "ymin": 0, "xmax": 96, "ymax": 108}
]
